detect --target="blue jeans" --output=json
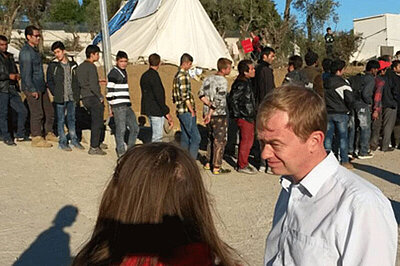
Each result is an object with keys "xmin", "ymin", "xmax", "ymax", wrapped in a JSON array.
[
  {"xmin": 325, "ymin": 114, "xmax": 349, "ymax": 163},
  {"xmin": 357, "ymin": 108, "xmax": 371, "ymax": 155},
  {"xmin": 348, "ymin": 111, "xmax": 355, "ymax": 154},
  {"xmin": 178, "ymin": 112, "xmax": 201, "ymax": 159},
  {"xmin": 113, "ymin": 105, "xmax": 139, "ymax": 155},
  {"xmin": 149, "ymin": 116, "xmax": 164, "ymax": 142},
  {"xmin": 56, "ymin": 101, "xmax": 78, "ymax": 145},
  {"xmin": 0, "ymin": 92, "xmax": 11, "ymax": 140}
]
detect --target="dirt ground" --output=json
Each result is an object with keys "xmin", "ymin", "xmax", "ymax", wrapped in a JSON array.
[{"xmin": 0, "ymin": 64, "xmax": 399, "ymax": 265}]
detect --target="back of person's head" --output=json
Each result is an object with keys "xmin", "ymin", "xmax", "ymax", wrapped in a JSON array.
[
  {"xmin": 391, "ymin": 60, "xmax": 400, "ymax": 70},
  {"xmin": 257, "ymin": 86, "xmax": 327, "ymax": 142},
  {"xmin": 322, "ymin": 58, "xmax": 332, "ymax": 73},
  {"xmin": 180, "ymin": 53, "xmax": 193, "ymax": 66},
  {"xmin": 288, "ymin": 55, "xmax": 303, "ymax": 70},
  {"xmin": 259, "ymin": 47, "xmax": 275, "ymax": 61},
  {"xmin": 116, "ymin": 50, "xmax": 128, "ymax": 61},
  {"xmin": 73, "ymin": 143, "xmax": 236, "ymax": 266},
  {"xmin": 217, "ymin": 58, "xmax": 232, "ymax": 71},
  {"xmin": 85, "ymin": 45, "xmax": 100, "ymax": 59},
  {"xmin": 25, "ymin": 25, "xmax": 39, "ymax": 39},
  {"xmin": 379, "ymin": 55, "xmax": 391, "ymax": 62},
  {"xmin": 51, "ymin": 41, "xmax": 65, "ymax": 52},
  {"xmin": 0, "ymin": 35, "xmax": 8, "ymax": 42},
  {"xmin": 396, "ymin": 51, "xmax": 400, "ymax": 56},
  {"xmin": 149, "ymin": 53, "xmax": 161, "ymax": 66},
  {"xmin": 366, "ymin": 60, "xmax": 380, "ymax": 71},
  {"xmin": 304, "ymin": 50, "xmax": 319, "ymax": 66},
  {"xmin": 237, "ymin": 59, "xmax": 252, "ymax": 79},
  {"xmin": 330, "ymin": 59, "xmax": 345, "ymax": 74}
]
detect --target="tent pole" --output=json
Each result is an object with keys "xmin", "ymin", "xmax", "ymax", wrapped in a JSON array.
[{"xmin": 99, "ymin": 0, "xmax": 112, "ymax": 75}]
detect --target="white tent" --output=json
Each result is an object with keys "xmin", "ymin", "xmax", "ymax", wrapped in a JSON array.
[
  {"xmin": 8, "ymin": 45, "xmax": 20, "ymax": 61},
  {"xmin": 80, "ymin": 0, "xmax": 232, "ymax": 69},
  {"xmin": 351, "ymin": 13, "xmax": 400, "ymax": 62}
]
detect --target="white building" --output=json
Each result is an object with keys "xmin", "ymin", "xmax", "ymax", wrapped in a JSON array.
[{"xmin": 352, "ymin": 13, "xmax": 400, "ymax": 62}]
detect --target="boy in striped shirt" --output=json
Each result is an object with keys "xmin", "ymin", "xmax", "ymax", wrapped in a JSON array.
[{"xmin": 106, "ymin": 51, "xmax": 139, "ymax": 157}]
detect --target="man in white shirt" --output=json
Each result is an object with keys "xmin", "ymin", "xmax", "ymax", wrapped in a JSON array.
[{"xmin": 257, "ymin": 86, "xmax": 398, "ymax": 266}]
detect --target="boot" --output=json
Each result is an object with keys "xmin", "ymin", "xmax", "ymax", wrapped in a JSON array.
[
  {"xmin": 45, "ymin": 132, "xmax": 58, "ymax": 142},
  {"xmin": 31, "ymin": 136, "xmax": 53, "ymax": 148}
]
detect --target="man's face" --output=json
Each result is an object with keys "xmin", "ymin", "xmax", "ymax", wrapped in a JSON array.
[
  {"xmin": 53, "ymin": 48, "xmax": 65, "ymax": 61},
  {"xmin": 91, "ymin": 52, "xmax": 100, "ymax": 62},
  {"xmin": 371, "ymin": 68, "xmax": 379, "ymax": 76},
  {"xmin": 328, "ymin": 29, "xmax": 332, "ymax": 35},
  {"xmin": 181, "ymin": 61, "xmax": 192, "ymax": 71},
  {"xmin": 258, "ymin": 110, "xmax": 312, "ymax": 177},
  {"xmin": 264, "ymin": 52, "xmax": 275, "ymax": 64},
  {"xmin": 117, "ymin": 58, "xmax": 128, "ymax": 69},
  {"xmin": 244, "ymin": 64, "xmax": 255, "ymax": 78},
  {"xmin": 393, "ymin": 65, "xmax": 400, "ymax": 74},
  {"xmin": 287, "ymin": 64, "xmax": 294, "ymax": 73},
  {"xmin": 0, "ymin": 40, "xmax": 7, "ymax": 53},
  {"xmin": 27, "ymin": 30, "xmax": 40, "ymax": 46}
]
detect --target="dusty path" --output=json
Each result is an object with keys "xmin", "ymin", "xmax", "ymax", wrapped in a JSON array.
[{"xmin": 0, "ymin": 138, "xmax": 399, "ymax": 265}]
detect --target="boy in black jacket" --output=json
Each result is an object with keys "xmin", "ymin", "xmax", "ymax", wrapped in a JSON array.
[{"xmin": 47, "ymin": 41, "xmax": 84, "ymax": 151}]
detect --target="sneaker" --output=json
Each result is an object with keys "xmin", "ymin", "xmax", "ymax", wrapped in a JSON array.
[
  {"xmin": 4, "ymin": 139, "xmax": 16, "ymax": 146},
  {"xmin": 99, "ymin": 143, "xmax": 108, "ymax": 150},
  {"xmin": 358, "ymin": 152, "xmax": 374, "ymax": 159},
  {"xmin": 45, "ymin": 132, "xmax": 58, "ymax": 142},
  {"xmin": 59, "ymin": 143, "xmax": 72, "ymax": 152},
  {"xmin": 16, "ymin": 136, "xmax": 31, "ymax": 142},
  {"xmin": 370, "ymin": 145, "xmax": 378, "ymax": 151},
  {"xmin": 341, "ymin": 162, "xmax": 354, "ymax": 170},
  {"xmin": 259, "ymin": 166, "xmax": 266, "ymax": 173},
  {"xmin": 31, "ymin": 136, "xmax": 52, "ymax": 148},
  {"xmin": 212, "ymin": 168, "xmax": 231, "ymax": 175},
  {"xmin": 382, "ymin": 147, "xmax": 395, "ymax": 152},
  {"xmin": 88, "ymin": 147, "xmax": 107, "ymax": 155},
  {"xmin": 237, "ymin": 165, "xmax": 257, "ymax": 175},
  {"xmin": 71, "ymin": 142, "xmax": 85, "ymax": 150},
  {"xmin": 203, "ymin": 164, "xmax": 211, "ymax": 170}
]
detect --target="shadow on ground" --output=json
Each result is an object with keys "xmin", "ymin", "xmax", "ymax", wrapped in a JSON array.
[
  {"xmin": 13, "ymin": 205, "xmax": 78, "ymax": 266},
  {"xmin": 352, "ymin": 162, "xmax": 400, "ymax": 186}
]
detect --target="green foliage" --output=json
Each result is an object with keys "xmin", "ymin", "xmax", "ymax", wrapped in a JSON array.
[{"xmin": 48, "ymin": 0, "xmax": 84, "ymax": 25}]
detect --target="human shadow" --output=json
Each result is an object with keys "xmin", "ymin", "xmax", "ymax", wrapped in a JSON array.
[
  {"xmin": 13, "ymin": 205, "xmax": 78, "ymax": 266},
  {"xmin": 352, "ymin": 163, "xmax": 400, "ymax": 186},
  {"xmin": 389, "ymin": 200, "xmax": 400, "ymax": 225}
]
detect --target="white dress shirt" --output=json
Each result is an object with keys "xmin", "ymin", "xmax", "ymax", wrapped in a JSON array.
[{"xmin": 264, "ymin": 152, "xmax": 398, "ymax": 266}]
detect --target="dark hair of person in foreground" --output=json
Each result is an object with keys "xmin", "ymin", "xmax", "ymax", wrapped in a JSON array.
[{"xmin": 72, "ymin": 142, "xmax": 238, "ymax": 266}]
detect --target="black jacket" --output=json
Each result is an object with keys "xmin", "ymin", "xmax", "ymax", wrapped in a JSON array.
[
  {"xmin": 382, "ymin": 69, "xmax": 399, "ymax": 109},
  {"xmin": 324, "ymin": 75, "xmax": 354, "ymax": 114},
  {"xmin": 254, "ymin": 61, "xmax": 275, "ymax": 106},
  {"xmin": 0, "ymin": 52, "xmax": 10, "ymax": 93},
  {"xmin": 140, "ymin": 68, "xmax": 170, "ymax": 117},
  {"xmin": 228, "ymin": 78, "xmax": 256, "ymax": 122},
  {"xmin": 47, "ymin": 60, "xmax": 80, "ymax": 103},
  {"xmin": 77, "ymin": 61, "xmax": 103, "ymax": 100}
]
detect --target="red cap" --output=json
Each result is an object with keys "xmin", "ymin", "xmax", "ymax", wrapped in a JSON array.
[{"xmin": 378, "ymin": 60, "xmax": 391, "ymax": 71}]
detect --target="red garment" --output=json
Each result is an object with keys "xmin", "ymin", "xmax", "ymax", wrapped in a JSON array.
[
  {"xmin": 236, "ymin": 118, "xmax": 254, "ymax": 169},
  {"xmin": 374, "ymin": 76, "xmax": 385, "ymax": 114},
  {"xmin": 121, "ymin": 243, "xmax": 214, "ymax": 266},
  {"xmin": 252, "ymin": 36, "xmax": 262, "ymax": 53}
]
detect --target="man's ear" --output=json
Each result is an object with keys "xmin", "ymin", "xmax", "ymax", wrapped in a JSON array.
[{"xmin": 307, "ymin": 130, "xmax": 325, "ymax": 152}]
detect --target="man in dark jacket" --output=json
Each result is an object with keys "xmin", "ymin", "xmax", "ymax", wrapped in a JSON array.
[
  {"xmin": 391, "ymin": 60, "xmax": 400, "ymax": 148},
  {"xmin": 228, "ymin": 59, "xmax": 257, "ymax": 175},
  {"xmin": 47, "ymin": 41, "xmax": 84, "ymax": 151},
  {"xmin": 19, "ymin": 25, "xmax": 56, "ymax": 147},
  {"xmin": 282, "ymin": 55, "xmax": 308, "ymax": 87},
  {"xmin": 324, "ymin": 59, "xmax": 354, "ymax": 169},
  {"xmin": 140, "ymin": 53, "xmax": 173, "ymax": 142},
  {"xmin": 77, "ymin": 45, "xmax": 107, "ymax": 155},
  {"xmin": 254, "ymin": 47, "xmax": 275, "ymax": 107}
]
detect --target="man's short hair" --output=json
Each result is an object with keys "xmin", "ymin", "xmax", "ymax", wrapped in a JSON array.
[
  {"xmin": 25, "ymin": 25, "xmax": 39, "ymax": 39},
  {"xmin": 330, "ymin": 59, "xmax": 345, "ymax": 74},
  {"xmin": 260, "ymin": 47, "xmax": 275, "ymax": 61},
  {"xmin": 51, "ymin": 41, "xmax": 65, "ymax": 52},
  {"xmin": 304, "ymin": 50, "xmax": 319, "ymax": 66},
  {"xmin": 379, "ymin": 55, "xmax": 391, "ymax": 62},
  {"xmin": 217, "ymin": 58, "xmax": 232, "ymax": 71},
  {"xmin": 85, "ymin": 45, "xmax": 100, "ymax": 59},
  {"xmin": 149, "ymin": 53, "xmax": 161, "ymax": 66},
  {"xmin": 326, "ymin": 27, "xmax": 331, "ymax": 32},
  {"xmin": 321, "ymin": 58, "xmax": 332, "ymax": 73},
  {"xmin": 366, "ymin": 60, "xmax": 380, "ymax": 71},
  {"xmin": 395, "ymin": 51, "xmax": 400, "ymax": 56},
  {"xmin": 116, "ymin": 50, "xmax": 128, "ymax": 61},
  {"xmin": 237, "ymin": 59, "xmax": 252, "ymax": 76},
  {"xmin": 0, "ymin": 35, "xmax": 8, "ymax": 42},
  {"xmin": 288, "ymin": 55, "xmax": 303, "ymax": 70},
  {"xmin": 180, "ymin": 53, "xmax": 193, "ymax": 65},
  {"xmin": 257, "ymin": 86, "xmax": 327, "ymax": 142},
  {"xmin": 391, "ymin": 60, "xmax": 400, "ymax": 69}
]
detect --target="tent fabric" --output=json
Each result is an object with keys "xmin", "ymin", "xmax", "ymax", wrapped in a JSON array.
[
  {"xmin": 86, "ymin": 0, "xmax": 232, "ymax": 70},
  {"xmin": 93, "ymin": 0, "xmax": 139, "ymax": 45},
  {"xmin": 129, "ymin": 0, "xmax": 161, "ymax": 21}
]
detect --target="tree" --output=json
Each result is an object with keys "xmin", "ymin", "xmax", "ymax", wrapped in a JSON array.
[
  {"xmin": 293, "ymin": 0, "xmax": 339, "ymax": 47},
  {"xmin": 0, "ymin": 0, "xmax": 22, "ymax": 39}
]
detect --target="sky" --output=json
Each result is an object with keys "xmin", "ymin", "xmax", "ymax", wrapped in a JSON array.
[{"xmin": 275, "ymin": 0, "xmax": 400, "ymax": 31}]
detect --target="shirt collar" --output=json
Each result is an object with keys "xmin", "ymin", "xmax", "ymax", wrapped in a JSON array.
[{"xmin": 280, "ymin": 152, "xmax": 339, "ymax": 197}]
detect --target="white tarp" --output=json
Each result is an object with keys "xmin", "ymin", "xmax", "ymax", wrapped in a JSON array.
[
  {"xmin": 130, "ymin": 0, "xmax": 161, "ymax": 21},
  {"xmin": 80, "ymin": 0, "xmax": 232, "ymax": 69}
]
